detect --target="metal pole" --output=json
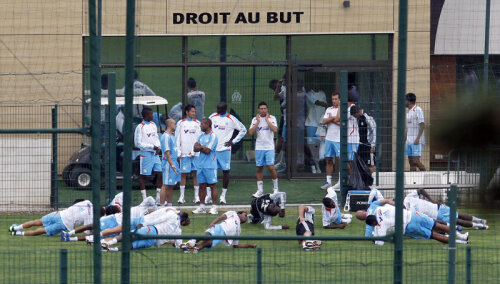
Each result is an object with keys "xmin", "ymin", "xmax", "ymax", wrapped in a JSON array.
[
  {"xmin": 375, "ymin": 101, "xmax": 380, "ymax": 186},
  {"xmin": 59, "ymin": 249, "xmax": 68, "ymax": 284},
  {"xmin": 51, "ymin": 105, "xmax": 58, "ymax": 210},
  {"xmin": 256, "ymin": 247, "xmax": 262, "ymax": 284},
  {"xmin": 339, "ymin": 71, "xmax": 348, "ymax": 206},
  {"xmin": 448, "ymin": 185, "xmax": 457, "ymax": 284},
  {"xmin": 394, "ymin": 0, "xmax": 408, "ymax": 283},
  {"xmin": 105, "ymin": 105, "xmax": 110, "ymax": 202},
  {"xmin": 466, "ymin": 246, "xmax": 471, "ymax": 284},
  {"xmin": 88, "ymin": 0, "xmax": 102, "ymax": 283},
  {"xmin": 220, "ymin": 36, "xmax": 227, "ymax": 102},
  {"xmin": 108, "ymin": 73, "xmax": 117, "ymax": 200},
  {"xmin": 483, "ymin": 0, "xmax": 491, "ymax": 92},
  {"xmin": 122, "ymin": 0, "xmax": 136, "ymax": 283}
]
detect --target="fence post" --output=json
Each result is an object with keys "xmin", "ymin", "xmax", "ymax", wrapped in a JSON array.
[
  {"xmin": 466, "ymin": 246, "xmax": 471, "ymax": 284},
  {"xmin": 339, "ymin": 70, "xmax": 348, "ymax": 207},
  {"xmin": 108, "ymin": 73, "xmax": 117, "ymax": 200},
  {"xmin": 59, "ymin": 249, "xmax": 67, "ymax": 284},
  {"xmin": 105, "ymin": 105, "xmax": 110, "ymax": 203},
  {"xmin": 447, "ymin": 185, "xmax": 457, "ymax": 284},
  {"xmin": 51, "ymin": 105, "xmax": 58, "ymax": 210},
  {"xmin": 256, "ymin": 247, "xmax": 262, "ymax": 284}
]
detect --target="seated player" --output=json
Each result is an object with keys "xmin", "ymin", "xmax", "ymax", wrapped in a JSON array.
[
  {"xmin": 366, "ymin": 203, "xmax": 470, "ymax": 245},
  {"xmin": 248, "ymin": 192, "xmax": 290, "ymax": 230},
  {"xmin": 182, "ymin": 211, "xmax": 257, "ymax": 254},
  {"xmin": 404, "ymin": 189, "xmax": 488, "ymax": 229},
  {"xmin": 9, "ymin": 200, "xmax": 101, "ymax": 237},
  {"xmin": 101, "ymin": 210, "xmax": 190, "ymax": 252},
  {"xmin": 296, "ymin": 205, "xmax": 322, "ymax": 251},
  {"xmin": 322, "ymin": 188, "xmax": 352, "ymax": 229}
]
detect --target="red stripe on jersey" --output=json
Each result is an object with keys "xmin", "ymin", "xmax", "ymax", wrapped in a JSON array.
[
  {"xmin": 139, "ymin": 155, "xmax": 146, "ymax": 157},
  {"xmin": 146, "ymin": 226, "xmax": 151, "ymax": 233}
]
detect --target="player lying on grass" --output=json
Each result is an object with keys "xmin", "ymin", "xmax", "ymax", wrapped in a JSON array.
[
  {"xmin": 9, "ymin": 200, "xmax": 110, "ymax": 237},
  {"xmin": 365, "ymin": 203, "xmax": 470, "ymax": 245},
  {"xmin": 181, "ymin": 211, "xmax": 257, "ymax": 254},
  {"xmin": 322, "ymin": 188, "xmax": 352, "ymax": 229},
  {"xmin": 100, "ymin": 208, "xmax": 190, "ymax": 251},
  {"xmin": 296, "ymin": 205, "xmax": 322, "ymax": 251},
  {"xmin": 248, "ymin": 192, "xmax": 289, "ymax": 230},
  {"xmin": 61, "ymin": 210, "xmax": 123, "ymax": 242},
  {"xmin": 109, "ymin": 192, "xmax": 157, "ymax": 217},
  {"xmin": 404, "ymin": 189, "xmax": 488, "ymax": 229}
]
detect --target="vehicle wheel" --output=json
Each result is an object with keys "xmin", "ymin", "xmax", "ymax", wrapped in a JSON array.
[
  {"xmin": 70, "ymin": 167, "xmax": 92, "ymax": 190},
  {"xmin": 62, "ymin": 165, "xmax": 73, "ymax": 187}
]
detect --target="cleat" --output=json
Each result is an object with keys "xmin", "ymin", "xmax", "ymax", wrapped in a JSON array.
[
  {"xmin": 192, "ymin": 207, "xmax": 206, "ymax": 214},
  {"xmin": 302, "ymin": 240, "xmax": 322, "ymax": 251},
  {"xmin": 177, "ymin": 198, "xmax": 186, "ymax": 204},
  {"xmin": 209, "ymin": 206, "xmax": 218, "ymax": 215},
  {"xmin": 60, "ymin": 232, "xmax": 67, "ymax": 242},
  {"xmin": 330, "ymin": 182, "xmax": 340, "ymax": 191},
  {"xmin": 85, "ymin": 235, "xmax": 94, "ymax": 245},
  {"xmin": 100, "ymin": 240, "xmax": 110, "ymax": 251},
  {"xmin": 9, "ymin": 224, "xmax": 19, "ymax": 232},
  {"xmin": 219, "ymin": 196, "xmax": 226, "ymax": 204},
  {"xmin": 180, "ymin": 242, "xmax": 199, "ymax": 254},
  {"xmin": 252, "ymin": 190, "xmax": 263, "ymax": 198},
  {"xmin": 481, "ymin": 219, "xmax": 487, "ymax": 225},
  {"xmin": 320, "ymin": 182, "xmax": 331, "ymax": 190},
  {"xmin": 10, "ymin": 231, "xmax": 16, "ymax": 236}
]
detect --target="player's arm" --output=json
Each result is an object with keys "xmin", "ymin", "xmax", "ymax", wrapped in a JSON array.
[
  {"xmin": 298, "ymin": 205, "xmax": 308, "ymax": 223},
  {"xmin": 380, "ymin": 199, "xmax": 395, "ymax": 206},
  {"xmin": 248, "ymin": 118, "xmax": 258, "ymax": 135},
  {"xmin": 321, "ymin": 109, "xmax": 334, "ymax": 125},
  {"xmin": 273, "ymin": 80, "xmax": 283, "ymax": 101},
  {"xmin": 415, "ymin": 122, "xmax": 425, "ymax": 145},
  {"xmin": 373, "ymin": 225, "xmax": 386, "ymax": 246},
  {"xmin": 417, "ymin": 188, "xmax": 439, "ymax": 204},
  {"xmin": 233, "ymin": 244, "xmax": 257, "ymax": 248},
  {"xmin": 366, "ymin": 114, "xmax": 377, "ymax": 148},
  {"xmin": 263, "ymin": 215, "xmax": 289, "ymax": 230},
  {"xmin": 101, "ymin": 224, "xmax": 123, "ymax": 237},
  {"xmin": 208, "ymin": 214, "xmax": 227, "ymax": 229},
  {"xmin": 73, "ymin": 223, "xmax": 94, "ymax": 234},
  {"xmin": 226, "ymin": 116, "xmax": 247, "ymax": 146},
  {"xmin": 199, "ymin": 135, "xmax": 217, "ymax": 154},
  {"xmin": 266, "ymin": 116, "xmax": 278, "ymax": 133}
]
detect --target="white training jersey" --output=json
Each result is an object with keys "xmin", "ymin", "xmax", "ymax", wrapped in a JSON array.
[
  {"xmin": 323, "ymin": 107, "xmax": 340, "ymax": 142},
  {"xmin": 60, "ymin": 200, "xmax": 93, "ymax": 231},
  {"xmin": 406, "ymin": 105, "xmax": 425, "ymax": 145},
  {"xmin": 372, "ymin": 205, "xmax": 412, "ymax": 245},
  {"xmin": 142, "ymin": 207, "xmax": 179, "ymax": 226},
  {"xmin": 302, "ymin": 206, "xmax": 315, "ymax": 224},
  {"xmin": 403, "ymin": 190, "xmax": 438, "ymax": 219},
  {"xmin": 347, "ymin": 105, "xmax": 360, "ymax": 144},
  {"xmin": 110, "ymin": 193, "xmax": 153, "ymax": 218},
  {"xmin": 219, "ymin": 211, "xmax": 241, "ymax": 246},
  {"xmin": 305, "ymin": 90, "xmax": 327, "ymax": 127},
  {"xmin": 322, "ymin": 189, "xmax": 342, "ymax": 226},
  {"xmin": 154, "ymin": 213, "xmax": 183, "ymax": 248},
  {"xmin": 187, "ymin": 90, "xmax": 206, "ymax": 121},
  {"xmin": 209, "ymin": 112, "xmax": 247, "ymax": 151},
  {"xmin": 250, "ymin": 115, "xmax": 277, "ymax": 151},
  {"xmin": 134, "ymin": 120, "xmax": 161, "ymax": 154},
  {"xmin": 175, "ymin": 118, "xmax": 201, "ymax": 157}
]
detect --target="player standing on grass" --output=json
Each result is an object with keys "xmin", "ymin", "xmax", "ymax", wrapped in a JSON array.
[
  {"xmin": 209, "ymin": 102, "xmax": 247, "ymax": 204},
  {"xmin": 322, "ymin": 188, "xmax": 352, "ymax": 229},
  {"xmin": 405, "ymin": 93, "xmax": 426, "ymax": 171},
  {"xmin": 134, "ymin": 107, "xmax": 163, "ymax": 201},
  {"xmin": 321, "ymin": 93, "xmax": 341, "ymax": 190},
  {"xmin": 176, "ymin": 104, "xmax": 201, "ymax": 204},
  {"xmin": 192, "ymin": 118, "xmax": 219, "ymax": 215},
  {"xmin": 249, "ymin": 101, "xmax": 279, "ymax": 197},
  {"xmin": 296, "ymin": 205, "xmax": 322, "ymax": 251},
  {"xmin": 248, "ymin": 192, "xmax": 289, "ymax": 230},
  {"xmin": 159, "ymin": 118, "xmax": 181, "ymax": 207}
]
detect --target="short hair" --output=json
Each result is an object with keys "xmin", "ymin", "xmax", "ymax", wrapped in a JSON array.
[
  {"xmin": 332, "ymin": 92, "xmax": 340, "ymax": 98},
  {"xmin": 269, "ymin": 79, "xmax": 278, "ymax": 90},
  {"xmin": 322, "ymin": 197, "xmax": 335, "ymax": 208},
  {"xmin": 406, "ymin": 93, "xmax": 416, "ymax": 104},
  {"xmin": 237, "ymin": 211, "xmax": 246, "ymax": 215},
  {"xmin": 184, "ymin": 104, "xmax": 195, "ymax": 114},
  {"xmin": 105, "ymin": 205, "xmax": 120, "ymax": 216},
  {"xmin": 217, "ymin": 102, "xmax": 227, "ymax": 113},
  {"xmin": 179, "ymin": 212, "xmax": 190, "ymax": 223},
  {"xmin": 141, "ymin": 107, "xmax": 152, "ymax": 118},
  {"xmin": 202, "ymin": 118, "xmax": 212, "ymax": 127},
  {"xmin": 187, "ymin": 77, "xmax": 197, "ymax": 89},
  {"xmin": 258, "ymin": 101, "xmax": 268, "ymax": 108},
  {"xmin": 350, "ymin": 105, "xmax": 360, "ymax": 116},
  {"xmin": 366, "ymin": 215, "xmax": 377, "ymax": 226}
]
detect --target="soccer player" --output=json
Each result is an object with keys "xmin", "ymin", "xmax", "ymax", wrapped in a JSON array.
[
  {"xmin": 404, "ymin": 189, "xmax": 488, "ymax": 229},
  {"xmin": 346, "ymin": 93, "xmax": 360, "ymax": 172},
  {"xmin": 248, "ymin": 101, "xmax": 279, "ymax": 197},
  {"xmin": 209, "ymin": 102, "xmax": 247, "ymax": 204},
  {"xmin": 183, "ymin": 211, "xmax": 257, "ymax": 253},
  {"xmin": 192, "ymin": 118, "xmax": 219, "ymax": 215},
  {"xmin": 248, "ymin": 192, "xmax": 289, "ymax": 230},
  {"xmin": 366, "ymin": 203, "xmax": 470, "ymax": 245},
  {"xmin": 355, "ymin": 190, "xmax": 387, "ymax": 237},
  {"xmin": 61, "ymin": 210, "xmax": 122, "ymax": 242},
  {"xmin": 405, "ymin": 93, "xmax": 426, "ymax": 171},
  {"xmin": 175, "ymin": 104, "xmax": 202, "ymax": 204},
  {"xmin": 109, "ymin": 192, "xmax": 157, "ymax": 218},
  {"xmin": 351, "ymin": 106, "xmax": 377, "ymax": 173},
  {"xmin": 187, "ymin": 78, "xmax": 206, "ymax": 121},
  {"xmin": 296, "ymin": 205, "xmax": 322, "ymax": 251},
  {"xmin": 322, "ymin": 188, "xmax": 352, "ymax": 229},
  {"xmin": 159, "ymin": 118, "xmax": 181, "ymax": 206},
  {"xmin": 134, "ymin": 107, "xmax": 163, "ymax": 201},
  {"xmin": 9, "ymin": 200, "xmax": 98, "ymax": 236},
  {"xmin": 321, "ymin": 92, "xmax": 340, "ymax": 190}
]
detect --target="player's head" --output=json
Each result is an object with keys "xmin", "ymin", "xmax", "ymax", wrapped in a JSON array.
[
  {"xmin": 166, "ymin": 118, "xmax": 176, "ymax": 131},
  {"xmin": 237, "ymin": 211, "xmax": 248, "ymax": 223},
  {"xmin": 257, "ymin": 101, "xmax": 268, "ymax": 116},
  {"xmin": 187, "ymin": 77, "xmax": 197, "ymax": 89},
  {"xmin": 406, "ymin": 93, "xmax": 416, "ymax": 107},
  {"xmin": 355, "ymin": 210, "xmax": 367, "ymax": 221},
  {"xmin": 105, "ymin": 205, "xmax": 121, "ymax": 216},
  {"xmin": 179, "ymin": 212, "xmax": 190, "ymax": 226},
  {"xmin": 269, "ymin": 79, "xmax": 279, "ymax": 91},
  {"xmin": 350, "ymin": 105, "xmax": 362, "ymax": 118},
  {"xmin": 365, "ymin": 215, "xmax": 378, "ymax": 226},
  {"xmin": 200, "ymin": 118, "xmax": 212, "ymax": 132},
  {"xmin": 267, "ymin": 204, "xmax": 281, "ymax": 217},
  {"xmin": 217, "ymin": 102, "xmax": 227, "ymax": 115},
  {"xmin": 141, "ymin": 107, "xmax": 153, "ymax": 121},
  {"xmin": 331, "ymin": 92, "xmax": 340, "ymax": 107},
  {"xmin": 322, "ymin": 197, "xmax": 335, "ymax": 209},
  {"xmin": 184, "ymin": 104, "xmax": 196, "ymax": 119}
]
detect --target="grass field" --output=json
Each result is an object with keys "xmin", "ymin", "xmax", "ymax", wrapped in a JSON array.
[{"xmin": 3, "ymin": 180, "xmax": 500, "ymax": 283}]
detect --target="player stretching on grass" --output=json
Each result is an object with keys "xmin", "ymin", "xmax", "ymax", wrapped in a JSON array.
[
  {"xmin": 248, "ymin": 192, "xmax": 289, "ymax": 230},
  {"xmin": 322, "ymin": 188, "xmax": 352, "ymax": 229},
  {"xmin": 296, "ymin": 205, "xmax": 322, "ymax": 251}
]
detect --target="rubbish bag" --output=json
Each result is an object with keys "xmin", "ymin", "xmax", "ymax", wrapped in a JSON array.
[{"xmin": 348, "ymin": 152, "xmax": 374, "ymax": 190}]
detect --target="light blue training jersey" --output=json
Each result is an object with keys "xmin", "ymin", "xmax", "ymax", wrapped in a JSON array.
[{"xmin": 197, "ymin": 131, "xmax": 218, "ymax": 169}]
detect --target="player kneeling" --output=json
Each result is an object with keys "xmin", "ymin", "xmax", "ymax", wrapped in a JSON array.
[{"xmin": 297, "ymin": 205, "xmax": 321, "ymax": 251}]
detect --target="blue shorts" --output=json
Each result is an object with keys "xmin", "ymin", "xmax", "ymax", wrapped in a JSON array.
[
  {"xmin": 132, "ymin": 225, "xmax": 157, "ymax": 250},
  {"xmin": 405, "ymin": 211, "xmax": 435, "ymax": 240},
  {"xmin": 216, "ymin": 150, "xmax": 231, "ymax": 170},
  {"xmin": 205, "ymin": 224, "xmax": 226, "ymax": 249},
  {"xmin": 41, "ymin": 212, "xmax": 67, "ymax": 236},
  {"xmin": 406, "ymin": 144, "xmax": 422, "ymax": 157},
  {"xmin": 139, "ymin": 152, "xmax": 162, "ymax": 175},
  {"xmin": 130, "ymin": 216, "xmax": 145, "ymax": 231},
  {"xmin": 162, "ymin": 160, "xmax": 180, "ymax": 186},
  {"xmin": 180, "ymin": 156, "xmax": 198, "ymax": 173},
  {"xmin": 306, "ymin": 126, "xmax": 318, "ymax": 138},
  {"xmin": 197, "ymin": 168, "xmax": 218, "ymax": 184},
  {"xmin": 255, "ymin": 150, "xmax": 275, "ymax": 167},
  {"xmin": 325, "ymin": 140, "xmax": 340, "ymax": 158},
  {"xmin": 437, "ymin": 204, "xmax": 458, "ymax": 223},
  {"xmin": 100, "ymin": 215, "xmax": 120, "ymax": 238},
  {"xmin": 348, "ymin": 143, "xmax": 359, "ymax": 161}
]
